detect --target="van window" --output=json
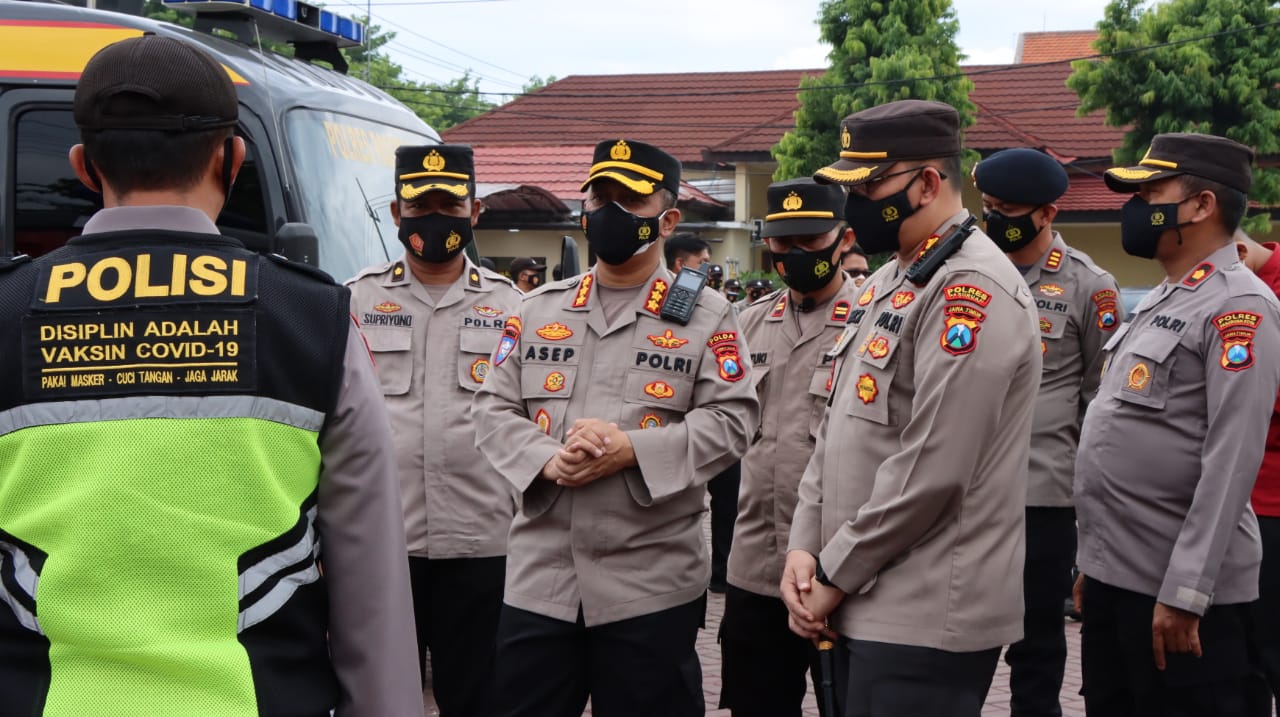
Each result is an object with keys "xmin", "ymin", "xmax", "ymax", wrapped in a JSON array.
[
  {"xmin": 14, "ymin": 109, "xmax": 101, "ymax": 257},
  {"xmin": 284, "ymin": 109, "xmax": 434, "ymax": 281},
  {"xmin": 13, "ymin": 107, "xmax": 270, "ymax": 256}
]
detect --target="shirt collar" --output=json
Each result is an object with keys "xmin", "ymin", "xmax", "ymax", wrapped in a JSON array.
[{"xmin": 81, "ymin": 206, "xmax": 219, "ymax": 235}]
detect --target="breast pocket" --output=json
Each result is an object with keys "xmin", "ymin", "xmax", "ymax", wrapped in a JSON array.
[
  {"xmin": 843, "ymin": 330, "xmax": 899, "ymax": 426},
  {"xmin": 458, "ymin": 330, "xmax": 499, "ymax": 392},
  {"xmin": 1038, "ymin": 311, "xmax": 1073, "ymax": 371},
  {"xmin": 363, "ymin": 327, "xmax": 413, "ymax": 396},
  {"xmin": 521, "ymin": 366, "xmax": 579, "ymax": 439},
  {"xmin": 622, "ymin": 370, "xmax": 695, "ymax": 431},
  {"xmin": 1113, "ymin": 329, "xmax": 1181, "ymax": 410},
  {"xmin": 808, "ymin": 363, "xmax": 834, "ymax": 439}
]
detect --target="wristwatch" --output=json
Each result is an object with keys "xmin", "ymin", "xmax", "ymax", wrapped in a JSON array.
[{"xmin": 815, "ymin": 560, "xmax": 837, "ymax": 589}]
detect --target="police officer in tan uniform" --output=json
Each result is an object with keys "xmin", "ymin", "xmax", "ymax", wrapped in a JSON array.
[
  {"xmin": 1074, "ymin": 133, "xmax": 1280, "ymax": 716},
  {"xmin": 471, "ymin": 138, "xmax": 758, "ymax": 717},
  {"xmin": 719, "ymin": 178, "xmax": 857, "ymax": 717},
  {"xmin": 782, "ymin": 100, "xmax": 1042, "ymax": 717},
  {"xmin": 973, "ymin": 148, "xmax": 1120, "ymax": 717},
  {"xmin": 346, "ymin": 145, "xmax": 522, "ymax": 717}
]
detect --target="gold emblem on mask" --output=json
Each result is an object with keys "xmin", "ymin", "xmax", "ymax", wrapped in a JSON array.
[
  {"xmin": 610, "ymin": 140, "xmax": 632, "ymax": 161},
  {"xmin": 782, "ymin": 192, "xmax": 803, "ymax": 211},
  {"xmin": 638, "ymin": 225, "xmax": 652, "ymax": 240},
  {"xmin": 1005, "ymin": 227, "xmax": 1022, "ymax": 241},
  {"xmin": 840, "ymin": 126, "xmax": 852, "ymax": 149},
  {"xmin": 423, "ymin": 150, "xmax": 446, "ymax": 172},
  {"xmin": 445, "ymin": 231, "xmax": 462, "ymax": 251},
  {"xmin": 1150, "ymin": 211, "xmax": 1165, "ymax": 226},
  {"xmin": 882, "ymin": 206, "xmax": 899, "ymax": 222},
  {"xmin": 815, "ymin": 259, "xmax": 831, "ymax": 277}
]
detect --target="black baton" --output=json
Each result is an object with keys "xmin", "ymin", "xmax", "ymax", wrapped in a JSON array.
[{"xmin": 818, "ymin": 637, "xmax": 838, "ymax": 716}]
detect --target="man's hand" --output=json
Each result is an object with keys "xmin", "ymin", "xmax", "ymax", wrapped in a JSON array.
[
  {"xmin": 554, "ymin": 419, "xmax": 636, "ymax": 488},
  {"xmin": 1152, "ymin": 601, "xmax": 1202, "ymax": 670},
  {"xmin": 782, "ymin": 551, "xmax": 838, "ymax": 641},
  {"xmin": 1072, "ymin": 572, "xmax": 1085, "ymax": 615}
]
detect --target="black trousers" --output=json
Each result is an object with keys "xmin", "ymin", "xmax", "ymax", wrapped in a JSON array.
[
  {"xmin": 1004, "ymin": 506, "xmax": 1076, "ymax": 717},
  {"xmin": 1080, "ymin": 577, "xmax": 1269, "ymax": 717},
  {"xmin": 485, "ymin": 596, "xmax": 706, "ymax": 717},
  {"xmin": 1252, "ymin": 515, "xmax": 1280, "ymax": 708},
  {"xmin": 708, "ymin": 462, "xmax": 741, "ymax": 589},
  {"xmin": 718, "ymin": 585, "xmax": 828, "ymax": 717},
  {"xmin": 836, "ymin": 638, "xmax": 1000, "ymax": 717},
  {"xmin": 408, "ymin": 555, "xmax": 506, "ymax": 717}
]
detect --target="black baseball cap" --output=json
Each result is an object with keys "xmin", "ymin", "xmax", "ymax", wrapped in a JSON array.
[
  {"xmin": 763, "ymin": 178, "xmax": 845, "ymax": 238},
  {"xmin": 74, "ymin": 35, "xmax": 238, "ymax": 132},
  {"xmin": 396, "ymin": 145, "xmax": 474, "ymax": 201},
  {"xmin": 815, "ymin": 100, "xmax": 961, "ymax": 186},
  {"xmin": 581, "ymin": 139, "xmax": 681, "ymax": 196},
  {"xmin": 1104, "ymin": 133, "xmax": 1255, "ymax": 195},
  {"xmin": 509, "ymin": 257, "xmax": 545, "ymax": 276},
  {"xmin": 973, "ymin": 148, "xmax": 1069, "ymax": 206}
]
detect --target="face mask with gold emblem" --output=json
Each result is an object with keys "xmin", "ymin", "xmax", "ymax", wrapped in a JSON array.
[
  {"xmin": 771, "ymin": 231, "xmax": 843, "ymax": 295},
  {"xmin": 1120, "ymin": 194, "xmax": 1192, "ymax": 260},
  {"xmin": 581, "ymin": 201, "xmax": 667, "ymax": 266},
  {"xmin": 983, "ymin": 208, "xmax": 1043, "ymax": 253},
  {"xmin": 842, "ymin": 170, "xmax": 923, "ymax": 254},
  {"xmin": 397, "ymin": 213, "xmax": 473, "ymax": 263}
]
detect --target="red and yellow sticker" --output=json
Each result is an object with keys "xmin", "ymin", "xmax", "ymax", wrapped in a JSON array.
[
  {"xmin": 639, "ymin": 413, "xmax": 662, "ymax": 429},
  {"xmin": 831, "ymin": 300, "xmax": 850, "ymax": 322},
  {"xmin": 771, "ymin": 296, "xmax": 787, "ymax": 318},
  {"xmin": 645, "ymin": 278, "xmax": 669, "ymax": 314},
  {"xmin": 856, "ymin": 373, "xmax": 878, "ymax": 404},
  {"xmin": 647, "ymin": 329, "xmax": 689, "ymax": 349},
  {"xmin": 707, "ymin": 331, "xmax": 738, "ymax": 349},
  {"xmin": 543, "ymin": 371, "xmax": 566, "ymax": 392},
  {"xmin": 891, "ymin": 291, "xmax": 915, "ymax": 309},
  {"xmin": 374, "ymin": 301, "xmax": 401, "ymax": 313},
  {"xmin": 1044, "ymin": 249, "xmax": 1063, "ymax": 271},
  {"xmin": 942, "ymin": 284, "xmax": 992, "ymax": 307},
  {"xmin": 857, "ymin": 286, "xmax": 876, "ymax": 307},
  {"xmin": 534, "ymin": 408, "xmax": 551, "ymax": 434},
  {"xmin": 866, "ymin": 336, "xmax": 890, "ymax": 360},
  {"xmin": 536, "ymin": 322, "xmax": 574, "ymax": 341},
  {"xmin": 1183, "ymin": 262, "xmax": 1215, "ymax": 288},
  {"xmin": 644, "ymin": 380, "xmax": 676, "ymax": 399}
]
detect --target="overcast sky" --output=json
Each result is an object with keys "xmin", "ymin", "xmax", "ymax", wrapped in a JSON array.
[{"xmin": 343, "ymin": 0, "xmax": 1117, "ymax": 97}]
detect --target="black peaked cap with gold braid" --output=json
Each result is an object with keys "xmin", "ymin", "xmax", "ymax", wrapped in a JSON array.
[
  {"xmin": 762, "ymin": 178, "xmax": 845, "ymax": 238},
  {"xmin": 580, "ymin": 139, "xmax": 681, "ymax": 196},
  {"xmin": 815, "ymin": 99, "xmax": 961, "ymax": 186},
  {"xmin": 1103, "ymin": 133, "xmax": 1254, "ymax": 195},
  {"xmin": 396, "ymin": 144, "xmax": 474, "ymax": 201}
]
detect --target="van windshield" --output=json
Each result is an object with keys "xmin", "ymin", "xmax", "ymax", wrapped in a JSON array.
[{"xmin": 285, "ymin": 109, "xmax": 435, "ymax": 281}]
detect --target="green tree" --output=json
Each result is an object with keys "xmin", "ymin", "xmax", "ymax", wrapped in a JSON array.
[
  {"xmin": 1068, "ymin": 0, "xmax": 1280, "ymax": 233},
  {"xmin": 522, "ymin": 74, "xmax": 559, "ymax": 94},
  {"xmin": 772, "ymin": 0, "xmax": 976, "ymax": 181}
]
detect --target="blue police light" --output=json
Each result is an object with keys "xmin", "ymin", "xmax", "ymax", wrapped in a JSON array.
[{"xmin": 163, "ymin": 0, "xmax": 363, "ymax": 48}]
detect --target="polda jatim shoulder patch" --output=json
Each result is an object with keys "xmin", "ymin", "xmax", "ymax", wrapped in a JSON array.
[
  {"xmin": 942, "ymin": 284, "xmax": 992, "ymax": 307},
  {"xmin": 1092, "ymin": 289, "xmax": 1119, "ymax": 331},
  {"xmin": 940, "ymin": 304, "xmax": 986, "ymax": 356},
  {"xmin": 1215, "ymin": 311, "xmax": 1262, "ymax": 371}
]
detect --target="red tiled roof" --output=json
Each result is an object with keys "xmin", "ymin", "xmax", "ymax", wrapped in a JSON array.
[
  {"xmin": 1059, "ymin": 172, "xmax": 1126, "ymax": 213},
  {"xmin": 1016, "ymin": 31, "xmax": 1099, "ymax": 63},
  {"xmin": 471, "ymin": 145, "xmax": 723, "ymax": 206},
  {"xmin": 966, "ymin": 63, "xmax": 1126, "ymax": 160},
  {"xmin": 444, "ymin": 70, "xmax": 819, "ymax": 165}
]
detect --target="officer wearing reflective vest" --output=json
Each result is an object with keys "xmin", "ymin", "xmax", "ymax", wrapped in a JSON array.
[
  {"xmin": 346, "ymin": 144, "xmax": 522, "ymax": 716},
  {"xmin": 1074, "ymin": 133, "xmax": 1280, "ymax": 716},
  {"xmin": 973, "ymin": 148, "xmax": 1120, "ymax": 717},
  {"xmin": 719, "ymin": 178, "xmax": 857, "ymax": 717},
  {"xmin": 471, "ymin": 138, "xmax": 758, "ymax": 717},
  {"xmin": 783, "ymin": 100, "xmax": 1042, "ymax": 717},
  {"xmin": 0, "ymin": 36, "xmax": 420, "ymax": 716}
]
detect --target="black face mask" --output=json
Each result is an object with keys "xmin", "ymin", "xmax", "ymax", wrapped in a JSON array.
[
  {"xmin": 581, "ymin": 202, "xmax": 665, "ymax": 266},
  {"xmin": 983, "ymin": 208, "xmax": 1043, "ymax": 253},
  {"xmin": 398, "ymin": 212, "xmax": 473, "ymax": 263},
  {"xmin": 771, "ymin": 232, "xmax": 843, "ymax": 294},
  {"xmin": 1120, "ymin": 195, "xmax": 1189, "ymax": 259},
  {"xmin": 843, "ymin": 171, "xmax": 921, "ymax": 255}
]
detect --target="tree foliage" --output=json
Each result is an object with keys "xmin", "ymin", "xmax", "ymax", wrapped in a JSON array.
[
  {"xmin": 1068, "ymin": 0, "xmax": 1280, "ymax": 233},
  {"xmin": 772, "ymin": 0, "xmax": 976, "ymax": 181},
  {"xmin": 141, "ymin": 2, "xmax": 493, "ymax": 131}
]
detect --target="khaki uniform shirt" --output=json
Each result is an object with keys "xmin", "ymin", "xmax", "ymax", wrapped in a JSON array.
[
  {"xmin": 347, "ymin": 256, "xmax": 522, "ymax": 559},
  {"xmin": 1024, "ymin": 234, "xmax": 1121, "ymax": 506},
  {"xmin": 789, "ymin": 212, "xmax": 1042, "ymax": 652},
  {"xmin": 727, "ymin": 284, "xmax": 859, "ymax": 598},
  {"xmin": 1075, "ymin": 245, "xmax": 1280, "ymax": 613},
  {"xmin": 471, "ymin": 263, "xmax": 759, "ymax": 626}
]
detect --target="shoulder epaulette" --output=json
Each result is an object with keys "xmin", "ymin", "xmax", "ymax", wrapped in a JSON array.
[
  {"xmin": 750, "ymin": 288, "xmax": 784, "ymax": 307},
  {"xmin": 266, "ymin": 253, "xmax": 338, "ymax": 286},
  {"xmin": 477, "ymin": 266, "xmax": 516, "ymax": 288},
  {"xmin": 524, "ymin": 275, "xmax": 580, "ymax": 299},
  {"xmin": 344, "ymin": 259, "xmax": 400, "ymax": 285}
]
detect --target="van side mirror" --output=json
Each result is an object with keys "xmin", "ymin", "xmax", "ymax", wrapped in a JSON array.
[{"xmin": 275, "ymin": 222, "xmax": 320, "ymax": 267}]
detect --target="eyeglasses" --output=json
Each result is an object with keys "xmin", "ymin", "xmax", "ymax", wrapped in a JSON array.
[{"xmin": 847, "ymin": 269, "xmax": 872, "ymax": 278}]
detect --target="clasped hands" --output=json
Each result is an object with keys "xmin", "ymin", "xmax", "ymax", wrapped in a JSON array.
[
  {"xmin": 540, "ymin": 418, "xmax": 636, "ymax": 488},
  {"xmin": 781, "ymin": 549, "xmax": 845, "ymax": 644}
]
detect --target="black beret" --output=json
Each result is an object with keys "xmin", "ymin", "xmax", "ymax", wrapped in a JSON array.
[{"xmin": 973, "ymin": 148, "xmax": 1069, "ymax": 206}]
